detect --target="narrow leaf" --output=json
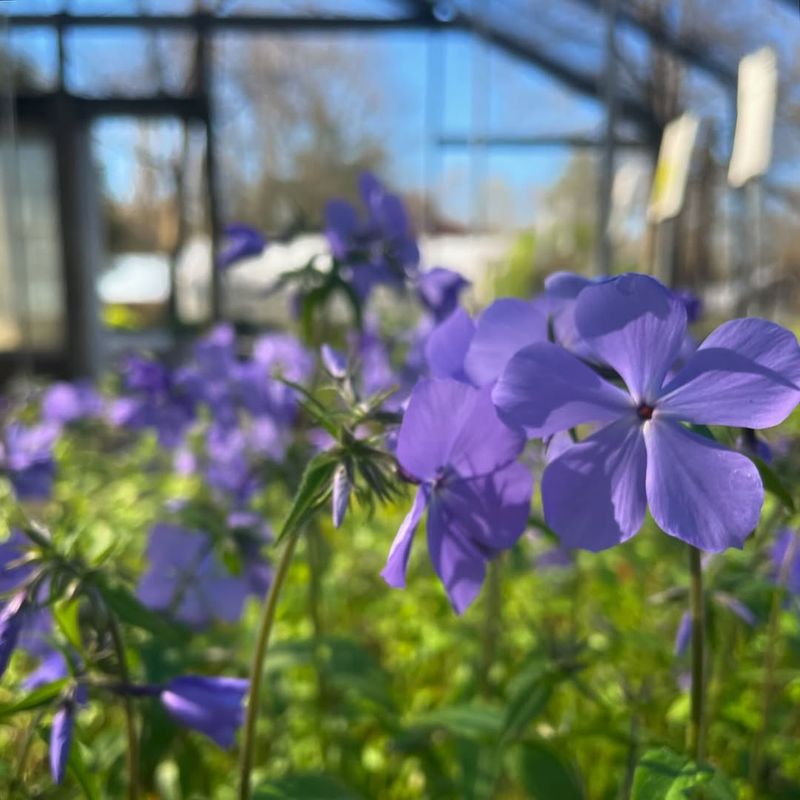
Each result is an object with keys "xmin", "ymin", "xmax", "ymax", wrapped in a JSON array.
[{"xmin": 0, "ymin": 679, "xmax": 67, "ymax": 719}]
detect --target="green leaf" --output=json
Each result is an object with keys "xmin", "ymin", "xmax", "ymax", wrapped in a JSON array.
[
  {"xmin": 516, "ymin": 740, "xmax": 584, "ymax": 800},
  {"xmin": 53, "ymin": 598, "xmax": 83, "ymax": 651},
  {"xmin": 409, "ymin": 703, "xmax": 504, "ymax": 740},
  {"xmin": 0, "ymin": 679, "xmax": 68, "ymax": 719},
  {"xmin": 632, "ymin": 747, "xmax": 736, "ymax": 800},
  {"xmin": 276, "ymin": 453, "xmax": 338, "ymax": 543},
  {"xmin": 254, "ymin": 772, "xmax": 362, "ymax": 799},
  {"xmin": 501, "ymin": 663, "xmax": 556, "ymax": 744},
  {"xmin": 67, "ymin": 741, "xmax": 101, "ymax": 800},
  {"xmin": 97, "ymin": 583, "xmax": 187, "ymax": 642},
  {"xmin": 278, "ymin": 377, "xmax": 340, "ymax": 438},
  {"xmin": 689, "ymin": 424, "xmax": 716, "ymax": 442},
  {"xmin": 752, "ymin": 455, "xmax": 795, "ymax": 513}
]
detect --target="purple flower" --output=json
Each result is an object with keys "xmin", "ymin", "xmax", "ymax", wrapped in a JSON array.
[
  {"xmin": 138, "ymin": 523, "xmax": 267, "ymax": 628},
  {"xmin": 1, "ymin": 422, "xmax": 59, "ymax": 500},
  {"xmin": 50, "ymin": 701, "xmax": 74, "ymax": 783},
  {"xmin": 325, "ymin": 172, "xmax": 419, "ymax": 301},
  {"xmin": 351, "ymin": 323, "xmax": 396, "ymax": 400},
  {"xmin": 25, "ymin": 648, "xmax": 68, "ymax": 689},
  {"xmin": 205, "ymin": 427, "xmax": 259, "ymax": 506},
  {"xmin": 112, "ymin": 354, "xmax": 195, "ymax": 449},
  {"xmin": 674, "ymin": 593, "xmax": 756, "ymax": 657},
  {"xmin": 218, "ymin": 223, "xmax": 267, "ymax": 270},
  {"xmin": 0, "ymin": 592, "xmax": 26, "ymax": 678},
  {"xmin": 332, "ymin": 464, "xmax": 350, "ymax": 528},
  {"xmin": 738, "ymin": 429, "xmax": 773, "ymax": 463},
  {"xmin": 159, "ymin": 675, "xmax": 248, "ymax": 748},
  {"xmin": 493, "ymin": 273, "xmax": 800, "ymax": 552},
  {"xmin": 425, "ymin": 307, "xmax": 475, "ymax": 383},
  {"xmin": 542, "ymin": 271, "xmax": 598, "ymax": 354},
  {"xmin": 42, "ymin": 382, "xmax": 102, "ymax": 426},
  {"xmin": 381, "ymin": 378, "xmax": 532, "ymax": 613},
  {"xmin": 674, "ymin": 289, "xmax": 703, "ymax": 324},
  {"xmin": 321, "ymin": 344, "xmax": 348, "ymax": 380},
  {"xmin": 463, "ymin": 298, "xmax": 549, "ymax": 386},
  {"xmin": 771, "ymin": 529, "xmax": 800, "ymax": 594},
  {"xmin": 416, "ymin": 267, "xmax": 470, "ymax": 321},
  {"xmin": 252, "ymin": 333, "xmax": 313, "ymax": 384},
  {"xmin": 0, "ymin": 529, "xmax": 34, "ymax": 594},
  {"xmin": 674, "ymin": 612, "xmax": 693, "ymax": 656}
]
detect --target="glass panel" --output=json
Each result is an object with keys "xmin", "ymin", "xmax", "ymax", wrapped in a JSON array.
[
  {"xmin": 0, "ymin": 132, "xmax": 65, "ymax": 352},
  {"xmin": 65, "ymin": 28, "xmax": 196, "ymax": 96},
  {"xmin": 5, "ymin": 27, "xmax": 59, "ymax": 93},
  {"xmin": 93, "ymin": 116, "xmax": 210, "ymax": 331}
]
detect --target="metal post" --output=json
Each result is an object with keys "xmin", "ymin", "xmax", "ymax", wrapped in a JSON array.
[
  {"xmin": 198, "ymin": 16, "xmax": 223, "ymax": 322},
  {"xmin": 597, "ymin": 0, "xmax": 618, "ymax": 276},
  {"xmin": 423, "ymin": 29, "xmax": 444, "ymax": 237},
  {"xmin": 742, "ymin": 177, "xmax": 763, "ymax": 315}
]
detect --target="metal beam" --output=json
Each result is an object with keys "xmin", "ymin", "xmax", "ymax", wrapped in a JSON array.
[
  {"xmin": 16, "ymin": 93, "xmax": 207, "ymax": 119},
  {"xmin": 438, "ymin": 133, "xmax": 647, "ymax": 148},
  {"xmin": 433, "ymin": 5, "xmax": 659, "ymax": 137},
  {"xmin": 12, "ymin": 6, "xmax": 658, "ymax": 137},
  {"xmin": 9, "ymin": 12, "xmax": 454, "ymax": 31},
  {"xmin": 574, "ymin": 0, "xmax": 737, "ymax": 86}
]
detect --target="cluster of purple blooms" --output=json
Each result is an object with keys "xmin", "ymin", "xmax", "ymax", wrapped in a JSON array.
[
  {"xmin": 116, "ymin": 326, "xmax": 316, "ymax": 626},
  {"xmin": 0, "ymin": 528, "xmax": 248, "ymax": 783},
  {"xmin": 384, "ymin": 271, "xmax": 800, "ymax": 612}
]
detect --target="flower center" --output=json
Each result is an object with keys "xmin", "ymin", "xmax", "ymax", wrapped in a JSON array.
[{"xmin": 637, "ymin": 403, "xmax": 655, "ymax": 421}]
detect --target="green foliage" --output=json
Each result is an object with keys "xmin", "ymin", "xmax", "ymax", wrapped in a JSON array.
[
  {"xmin": 2, "ymin": 357, "xmax": 800, "ymax": 799},
  {"xmin": 632, "ymin": 747, "xmax": 736, "ymax": 800}
]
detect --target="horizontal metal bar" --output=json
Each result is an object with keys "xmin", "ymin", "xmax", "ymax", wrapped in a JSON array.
[
  {"xmin": 8, "ymin": 12, "xmax": 457, "ymax": 32},
  {"xmin": 438, "ymin": 133, "xmax": 649, "ymax": 148},
  {"xmin": 16, "ymin": 93, "xmax": 208, "ymax": 119}
]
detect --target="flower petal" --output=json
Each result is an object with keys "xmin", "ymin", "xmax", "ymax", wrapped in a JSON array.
[
  {"xmin": 447, "ymin": 385, "xmax": 526, "ymax": 478},
  {"xmin": 575, "ymin": 273, "xmax": 686, "ymax": 400},
  {"xmin": 463, "ymin": 298, "xmax": 548, "ymax": 386},
  {"xmin": 425, "ymin": 308, "xmax": 475, "ymax": 382},
  {"xmin": 397, "ymin": 379, "xmax": 523, "ymax": 481},
  {"xmin": 381, "ymin": 486, "xmax": 428, "ymax": 589},
  {"xmin": 701, "ymin": 317, "xmax": 800, "ymax": 374},
  {"xmin": 541, "ymin": 417, "xmax": 647, "ymax": 551},
  {"xmin": 674, "ymin": 612, "xmax": 692, "ymax": 656},
  {"xmin": 644, "ymin": 419, "xmax": 763, "ymax": 551},
  {"xmin": 492, "ymin": 341, "xmax": 631, "ymax": 437},
  {"xmin": 396, "ymin": 379, "xmax": 476, "ymax": 480},
  {"xmin": 50, "ymin": 704, "xmax": 74, "ymax": 784},
  {"xmin": 439, "ymin": 461, "xmax": 533, "ymax": 552},
  {"xmin": 427, "ymin": 498, "xmax": 487, "ymax": 614},
  {"xmin": 658, "ymin": 319, "xmax": 800, "ymax": 428}
]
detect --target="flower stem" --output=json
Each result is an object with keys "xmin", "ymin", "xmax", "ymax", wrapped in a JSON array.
[
  {"xmin": 687, "ymin": 545, "xmax": 705, "ymax": 762},
  {"xmin": 238, "ymin": 527, "xmax": 302, "ymax": 800},
  {"xmin": 479, "ymin": 557, "xmax": 502, "ymax": 697},
  {"xmin": 107, "ymin": 615, "xmax": 140, "ymax": 800},
  {"xmin": 750, "ymin": 535, "xmax": 796, "ymax": 790}
]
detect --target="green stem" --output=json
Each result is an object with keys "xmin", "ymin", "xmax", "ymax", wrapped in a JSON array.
[
  {"xmin": 307, "ymin": 525, "xmax": 330, "ymax": 767},
  {"xmin": 750, "ymin": 535, "xmax": 796, "ymax": 790},
  {"xmin": 687, "ymin": 545, "xmax": 705, "ymax": 762},
  {"xmin": 107, "ymin": 616, "xmax": 140, "ymax": 800},
  {"xmin": 9, "ymin": 709, "xmax": 46, "ymax": 797},
  {"xmin": 479, "ymin": 558, "xmax": 502, "ymax": 697},
  {"xmin": 238, "ymin": 527, "xmax": 302, "ymax": 800}
]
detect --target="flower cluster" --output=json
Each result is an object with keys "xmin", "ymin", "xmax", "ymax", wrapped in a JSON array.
[{"xmin": 384, "ymin": 272, "xmax": 800, "ymax": 612}]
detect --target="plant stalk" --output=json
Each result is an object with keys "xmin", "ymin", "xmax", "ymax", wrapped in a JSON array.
[
  {"xmin": 238, "ymin": 526, "xmax": 301, "ymax": 800},
  {"xmin": 750, "ymin": 534, "xmax": 796, "ymax": 790},
  {"xmin": 687, "ymin": 545, "xmax": 705, "ymax": 762},
  {"xmin": 107, "ymin": 615, "xmax": 140, "ymax": 800}
]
